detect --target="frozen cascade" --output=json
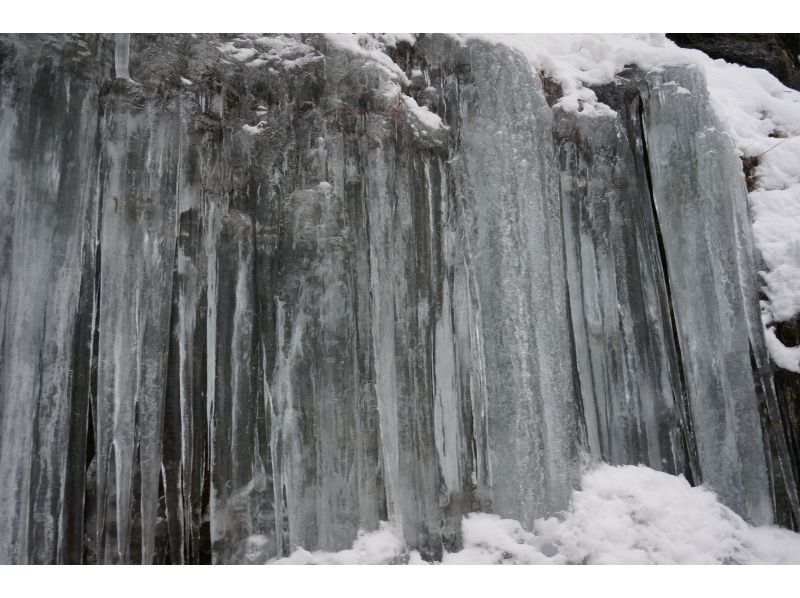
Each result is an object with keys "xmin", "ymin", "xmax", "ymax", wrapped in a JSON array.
[
  {"xmin": 640, "ymin": 66, "xmax": 799, "ymax": 525},
  {"xmin": 114, "ymin": 34, "xmax": 131, "ymax": 81},
  {"xmin": 554, "ymin": 75, "xmax": 694, "ymax": 478},
  {"xmin": 0, "ymin": 34, "xmax": 799, "ymax": 564},
  {"xmin": 0, "ymin": 35, "xmax": 102, "ymax": 564},
  {"xmin": 456, "ymin": 40, "xmax": 581, "ymax": 526}
]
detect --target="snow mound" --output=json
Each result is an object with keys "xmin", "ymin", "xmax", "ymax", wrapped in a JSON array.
[
  {"xmin": 496, "ymin": 464, "xmax": 800, "ymax": 565},
  {"xmin": 272, "ymin": 522, "xmax": 408, "ymax": 565},
  {"xmin": 268, "ymin": 464, "xmax": 800, "ymax": 565}
]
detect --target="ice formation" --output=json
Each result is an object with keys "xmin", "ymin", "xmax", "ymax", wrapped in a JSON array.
[{"xmin": 1, "ymin": 33, "xmax": 799, "ymax": 564}]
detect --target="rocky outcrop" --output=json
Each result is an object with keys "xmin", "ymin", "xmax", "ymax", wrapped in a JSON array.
[{"xmin": 668, "ymin": 34, "xmax": 800, "ymax": 90}]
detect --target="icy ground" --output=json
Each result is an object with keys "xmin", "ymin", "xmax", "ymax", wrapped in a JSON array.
[{"xmin": 265, "ymin": 464, "xmax": 800, "ymax": 565}]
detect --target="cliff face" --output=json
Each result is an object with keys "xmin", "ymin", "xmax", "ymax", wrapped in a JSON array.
[{"xmin": 0, "ymin": 33, "xmax": 797, "ymax": 564}]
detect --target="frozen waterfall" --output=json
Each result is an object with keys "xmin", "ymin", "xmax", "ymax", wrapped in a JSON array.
[{"xmin": 0, "ymin": 33, "xmax": 798, "ymax": 564}]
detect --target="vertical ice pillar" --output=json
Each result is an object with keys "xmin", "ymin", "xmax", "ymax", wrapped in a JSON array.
[
  {"xmin": 554, "ymin": 96, "xmax": 690, "ymax": 476},
  {"xmin": 206, "ymin": 204, "xmax": 272, "ymax": 564},
  {"xmin": 363, "ymin": 144, "xmax": 466, "ymax": 558},
  {"xmin": 0, "ymin": 35, "xmax": 101, "ymax": 564},
  {"xmin": 94, "ymin": 80, "xmax": 177, "ymax": 563},
  {"xmin": 161, "ymin": 172, "xmax": 210, "ymax": 563},
  {"xmin": 456, "ymin": 40, "xmax": 581, "ymax": 525},
  {"xmin": 270, "ymin": 181, "xmax": 363, "ymax": 553},
  {"xmin": 114, "ymin": 34, "xmax": 131, "ymax": 81},
  {"xmin": 641, "ymin": 66, "xmax": 773, "ymax": 524},
  {"xmin": 333, "ymin": 115, "xmax": 385, "ymax": 545},
  {"xmin": 319, "ymin": 43, "xmax": 476, "ymax": 560},
  {"xmin": 359, "ymin": 125, "xmax": 404, "ymax": 538}
]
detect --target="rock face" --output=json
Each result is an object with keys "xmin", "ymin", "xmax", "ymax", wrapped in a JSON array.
[
  {"xmin": 667, "ymin": 34, "xmax": 800, "ymax": 91},
  {"xmin": 0, "ymin": 33, "xmax": 797, "ymax": 564}
]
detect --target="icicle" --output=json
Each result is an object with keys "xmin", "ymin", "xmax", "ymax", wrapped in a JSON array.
[{"xmin": 114, "ymin": 33, "xmax": 131, "ymax": 81}]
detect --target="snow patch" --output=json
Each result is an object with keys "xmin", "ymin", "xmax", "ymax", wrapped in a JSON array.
[
  {"xmin": 272, "ymin": 522, "xmax": 407, "ymax": 564},
  {"xmin": 324, "ymin": 33, "xmax": 410, "ymax": 85},
  {"xmin": 242, "ymin": 122, "xmax": 266, "ymax": 135},
  {"xmin": 218, "ymin": 34, "xmax": 321, "ymax": 71},
  {"xmin": 764, "ymin": 325, "xmax": 800, "ymax": 373},
  {"xmin": 379, "ymin": 81, "xmax": 446, "ymax": 133},
  {"xmin": 402, "ymin": 95, "xmax": 445, "ymax": 130},
  {"xmin": 380, "ymin": 33, "xmax": 416, "ymax": 48}
]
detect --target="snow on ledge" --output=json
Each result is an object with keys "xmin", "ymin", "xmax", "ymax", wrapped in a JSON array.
[
  {"xmin": 401, "ymin": 94, "xmax": 445, "ymax": 131},
  {"xmin": 765, "ymin": 325, "xmax": 800, "ymax": 373},
  {"xmin": 324, "ymin": 33, "xmax": 410, "ymax": 85},
  {"xmin": 241, "ymin": 122, "xmax": 266, "ymax": 135}
]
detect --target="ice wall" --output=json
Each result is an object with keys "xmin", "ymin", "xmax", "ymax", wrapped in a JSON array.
[
  {"xmin": 0, "ymin": 34, "xmax": 797, "ymax": 564},
  {"xmin": 0, "ymin": 35, "xmax": 105, "ymax": 564},
  {"xmin": 640, "ymin": 66, "xmax": 798, "ymax": 524},
  {"xmin": 455, "ymin": 40, "xmax": 581, "ymax": 526},
  {"xmin": 554, "ymin": 79, "xmax": 694, "ymax": 479}
]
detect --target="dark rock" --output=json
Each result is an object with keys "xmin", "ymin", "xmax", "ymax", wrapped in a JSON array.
[{"xmin": 667, "ymin": 33, "xmax": 800, "ymax": 90}]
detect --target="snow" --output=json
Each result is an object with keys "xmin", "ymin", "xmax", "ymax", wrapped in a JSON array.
[
  {"xmin": 241, "ymin": 122, "xmax": 266, "ymax": 135},
  {"xmin": 751, "ymin": 135, "xmax": 800, "ymax": 335},
  {"xmin": 401, "ymin": 95, "xmax": 445, "ymax": 130},
  {"xmin": 764, "ymin": 325, "xmax": 800, "ymax": 373},
  {"xmin": 217, "ymin": 34, "xmax": 322, "ymax": 71},
  {"xmin": 324, "ymin": 33, "xmax": 410, "ymax": 84},
  {"xmin": 317, "ymin": 181, "xmax": 332, "ymax": 194},
  {"xmin": 379, "ymin": 33, "xmax": 416, "ymax": 48},
  {"xmin": 272, "ymin": 522, "xmax": 408, "ymax": 565},
  {"xmin": 268, "ymin": 464, "xmax": 800, "ymax": 565},
  {"xmin": 220, "ymin": 44, "xmax": 259, "ymax": 63},
  {"xmin": 378, "ymin": 80, "xmax": 446, "ymax": 134}
]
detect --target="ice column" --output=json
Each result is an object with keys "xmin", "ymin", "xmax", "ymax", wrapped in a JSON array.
[
  {"xmin": 456, "ymin": 40, "xmax": 581, "ymax": 525},
  {"xmin": 555, "ymin": 92, "xmax": 690, "ymax": 476},
  {"xmin": 641, "ymin": 66, "xmax": 774, "ymax": 524},
  {"xmin": 114, "ymin": 33, "xmax": 131, "ymax": 81}
]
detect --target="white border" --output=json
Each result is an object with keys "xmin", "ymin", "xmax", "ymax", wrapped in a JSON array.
[
  {"xmin": 1, "ymin": 1, "xmax": 795, "ymax": 32},
  {"xmin": 2, "ymin": 562, "xmax": 800, "ymax": 597},
  {"xmin": 2, "ymin": 5, "xmax": 799, "ymax": 595}
]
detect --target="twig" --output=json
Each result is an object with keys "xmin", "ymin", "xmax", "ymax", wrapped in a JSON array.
[{"xmin": 754, "ymin": 137, "xmax": 789, "ymax": 159}]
